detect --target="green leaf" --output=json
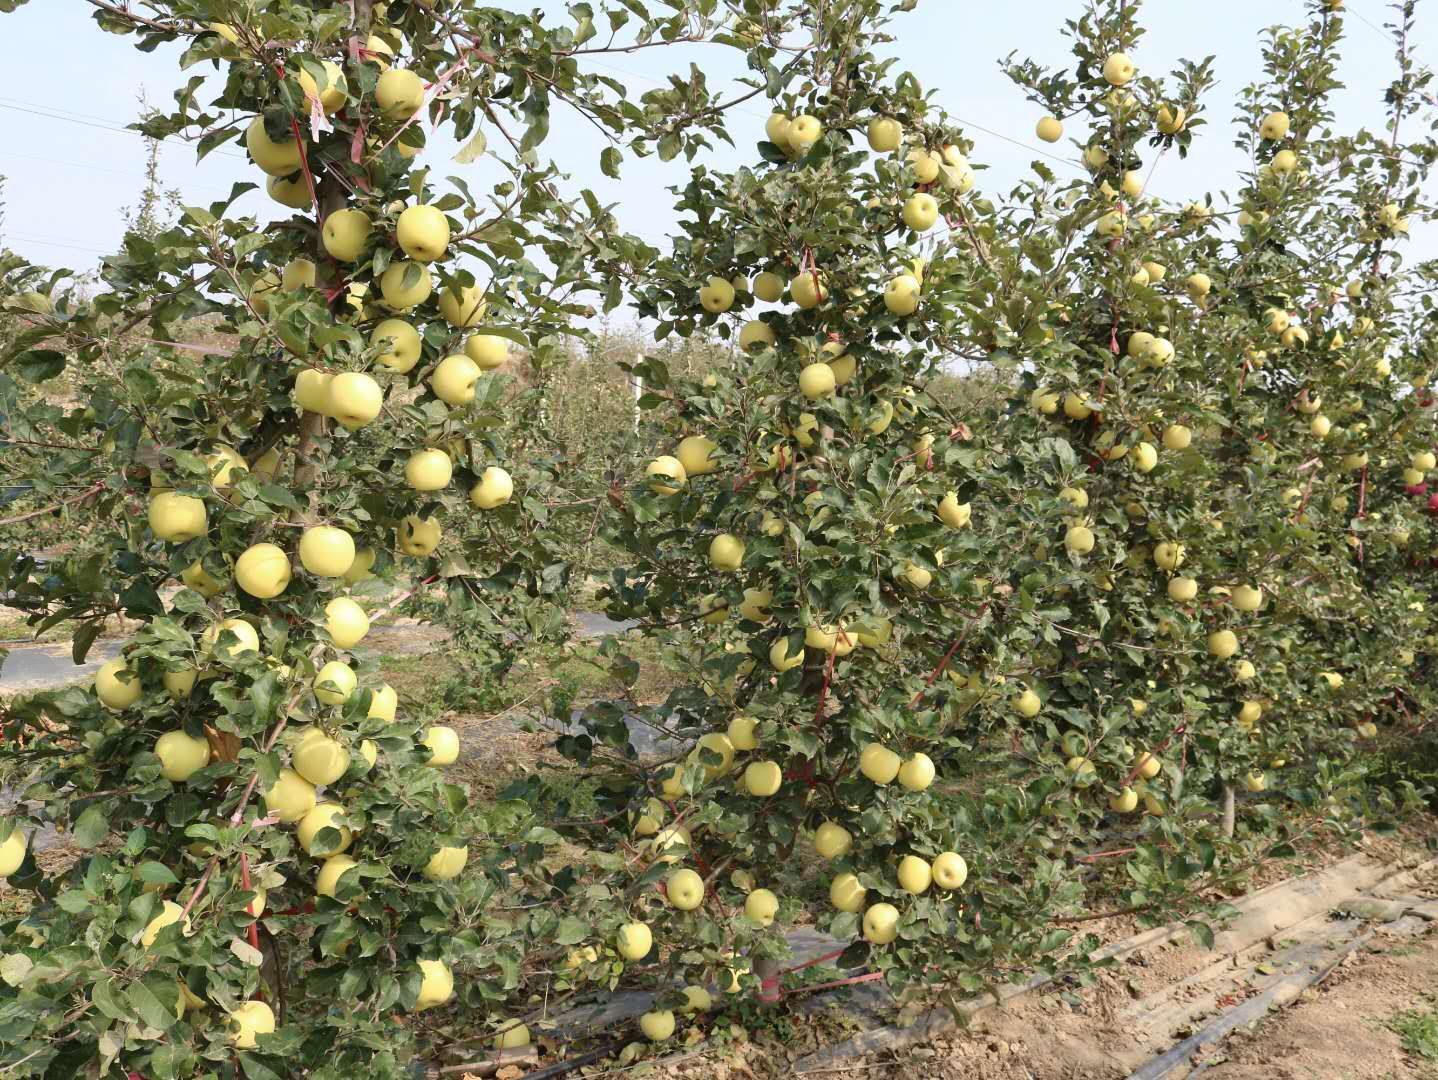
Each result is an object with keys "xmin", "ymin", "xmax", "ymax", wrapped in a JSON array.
[
  {"xmin": 71, "ymin": 621, "xmax": 102, "ymax": 665},
  {"xmin": 137, "ymin": 861, "xmax": 179, "ymax": 885},
  {"xmin": 453, "ymin": 127, "xmax": 488, "ymax": 164},
  {"xmin": 1186, "ymin": 920, "xmax": 1214, "ymax": 949},
  {"xmin": 73, "ymin": 805, "xmax": 109, "ymax": 849},
  {"xmin": 11, "ymin": 349, "xmax": 65, "ymax": 382},
  {"xmin": 128, "ymin": 978, "xmax": 180, "ymax": 1030},
  {"xmin": 600, "ymin": 146, "xmax": 622, "ymax": 178}
]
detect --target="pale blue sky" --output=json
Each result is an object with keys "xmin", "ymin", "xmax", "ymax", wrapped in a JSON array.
[{"xmin": 1, "ymin": 1, "xmax": 1431, "ymax": 272}]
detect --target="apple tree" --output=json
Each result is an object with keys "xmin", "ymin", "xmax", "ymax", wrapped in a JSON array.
[
  {"xmin": 0, "ymin": 0, "xmax": 764, "ymax": 1075},
  {"xmin": 527, "ymin": 0, "xmax": 1438, "ymax": 1029}
]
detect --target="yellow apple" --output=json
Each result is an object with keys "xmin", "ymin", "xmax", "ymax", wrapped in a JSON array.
[
  {"xmin": 830, "ymin": 872, "xmax": 866, "ymax": 913},
  {"xmin": 294, "ymin": 368, "xmax": 333, "ymax": 414},
  {"xmin": 682, "ymin": 986, "xmax": 712, "ymax": 1014},
  {"xmin": 431, "ymin": 354, "xmax": 482, "ymax": 405},
  {"xmin": 423, "ymin": 725, "xmax": 460, "ymax": 766},
  {"xmin": 1206, "ymin": 633, "xmax": 1238, "ymax": 660},
  {"xmin": 814, "ymin": 821, "xmax": 852, "ymax": 860},
  {"xmin": 743, "ymin": 760, "xmax": 782, "ymax": 797},
  {"xmin": 937, "ymin": 492, "xmax": 972, "ymax": 529},
  {"xmin": 464, "ymin": 333, "xmax": 509, "ymax": 369},
  {"xmin": 1065, "ymin": 525, "xmax": 1095, "ymax": 555},
  {"xmin": 744, "ymin": 888, "xmax": 779, "ymax": 926},
  {"xmin": 322, "ymin": 208, "xmax": 372, "ymax": 262},
  {"xmin": 396, "ymin": 204, "xmax": 450, "ymax": 263},
  {"xmin": 1153, "ymin": 542, "xmax": 1185, "ymax": 571},
  {"xmin": 316, "ymin": 853, "xmax": 359, "ymax": 898},
  {"xmin": 495, "ymin": 1023, "xmax": 531, "ymax": 1051},
  {"xmin": 640, "ymin": 1009, "xmax": 675, "ymax": 1041},
  {"xmin": 245, "ymin": 116, "xmax": 302, "ymax": 175},
  {"xmin": 422, "ymin": 845, "xmax": 468, "ymax": 880},
  {"xmin": 368, "ymin": 683, "xmax": 398, "ymax": 723},
  {"xmin": 344, "ymin": 548, "xmax": 377, "ymax": 584},
  {"xmin": 859, "ymin": 743, "xmax": 900, "ymax": 784},
  {"xmin": 328, "ymin": 372, "xmax": 384, "ymax": 429},
  {"xmin": 898, "ymin": 753, "xmax": 935, "ymax": 792},
  {"xmin": 163, "ymin": 668, "xmax": 198, "ymax": 700},
  {"xmin": 1036, "ymin": 115, "xmax": 1063, "ymax": 142},
  {"xmin": 1238, "ymin": 700, "xmax": 1262, "ymax": 725},
  {"xmin": 299, "ymin": 526, "xmax": 355, "ymax": 577},
  {"xmin": 470, "ymin": 466, "xmax": 514, "ymax": 510},
  {"xmin": 227, "ymin": 999, "xmax": 275, "ymax": 1049},
  {"xmin": 141, "ymin": 900, "xmax": 192, "ymax": 948},
  {"xmin": 863, "ymin": 902, "xmax": 900, "ymax": 944},
  {"xmin": 798, "ymin": 362, "xmax": 836, "ymax": 400},
  {"xmin": 155, "ymin": 731, "xmax": 210, "ymax": 782},
  {"xmin": 739, "ymin": 320, "xmax": 776, "ymax": 351},
  {"xmin": 1136, "ymin": 753, "xmax": 1162, "ymax": 780},
  {"xmin": 1014, "ymin": 688, "xmax": 1042, "ymax": 717},
  {"xmin": 1109, "ymin": 787, "xmax": 1139, "ymax": 813},
  {"xmin": 413, "ymin": 959, "xmax": 454, "ymax": 1011},
  {"xmin": 699, "ymin": 275, "xmax": 735, "ymax": 313},
  {"xmin": 293, "ymin": 730, "xmax": 351, "ymax": 786},
  {"xmin": 790, "ymin": 270, "xmax": 827, "ymax": 309},
  {"xmin": 932, "ymin": 851, "xmax": 967, "ymax": 890},
  {"xmin": 897, "ymin": 855, "xmax": 932, "ymax": 894},
  {"xmin": 398, "ymin": 514, "xmax": 442, "ymax": 556},
  {"xmin": 0, "ymin": 829, "xmax": 27, "ymax": 877},
  {"xmin": 646, "ymin": 456, "xmax": 687, "ymax": 495},
  {"xmin": 371, "ymin": 318, "xmax": 421, "ymax": 373},
  {"xmin": 788, "ymin": 114, "xmax": 822, "ymax": 151},
  {"xmin": 95, "ymin": 659, "xmax": 142, "ymax": 710},
  {"xmin": 297, "ymin": 59, "xmax": 346, "ymax": 113},
  {"xmin": 666, "ymin": 868, "xmax": 705, "ymax": 910},
  {"xmin": 616, "ymin": 921, "xmax": 652, "ymax": 960},
  {"xmin": 148, "ymin": 491, "xmax": 207, "ymax": 542},
  {"xmin": 405, "ymin": 449, "xmax": 452, "ymax": 492},
  {"xmin": 902, "ymin": 192, "xmax": 939, "ymax": 232},
  {"xmin": 203, "ymin": 618, "xmax": 259, "ymax": 662},
  {"xmin": 867, "ymin": 116, "xmax": 901, "ymax": 151},
  {"xmin": 1244, "ymin": 771, "xmax": 1267, "ymax": 793},
  {"xmin": 1162, "ymin": 424, "xmax": 1192, "ymax": 451},
  {"xmin": 379, "ymin": 261, "xmax": 433, "ymax": 311},
  {"xmin": 298, "ymin": 802, "xmax": 352, "ymax": 856},
  {"xmin": 376, "ymin": 68, "xmax": 425, "ymax": 119},
  {"xmin": 1259, "ymin": 110, "xmax": 1290, "ymax": 140},
  {"xmin": 235, "ymin": 542, "xmax": 292, "ymax": 599},
  {"xmin": 313, "ymin": 660, "xmax": 356, "ymax": 705},
  {"xmin": 708, "ymin": 533, "xmax": 745, "ymax": 571},
  {"xmin": 675, "ymin": 435, "xmax": 718, "ymax": 477},
  {"xmin": 883, "ymin": 274, "xmax": 921, "ymax": 316},
  {"xmin": 1156, "ymin": 105, "xmax": 1186, "ymax": 134}
]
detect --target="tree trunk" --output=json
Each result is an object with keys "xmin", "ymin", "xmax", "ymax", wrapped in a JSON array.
[{"xmin": 1221, "ymin": 784, "xmax": 1236, "ymax": 838}]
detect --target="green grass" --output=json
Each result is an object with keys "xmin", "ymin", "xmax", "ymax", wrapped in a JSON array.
[{"xmin": 1387, "ymin": 999, "xmax": 1438, "ymax": 1063}]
